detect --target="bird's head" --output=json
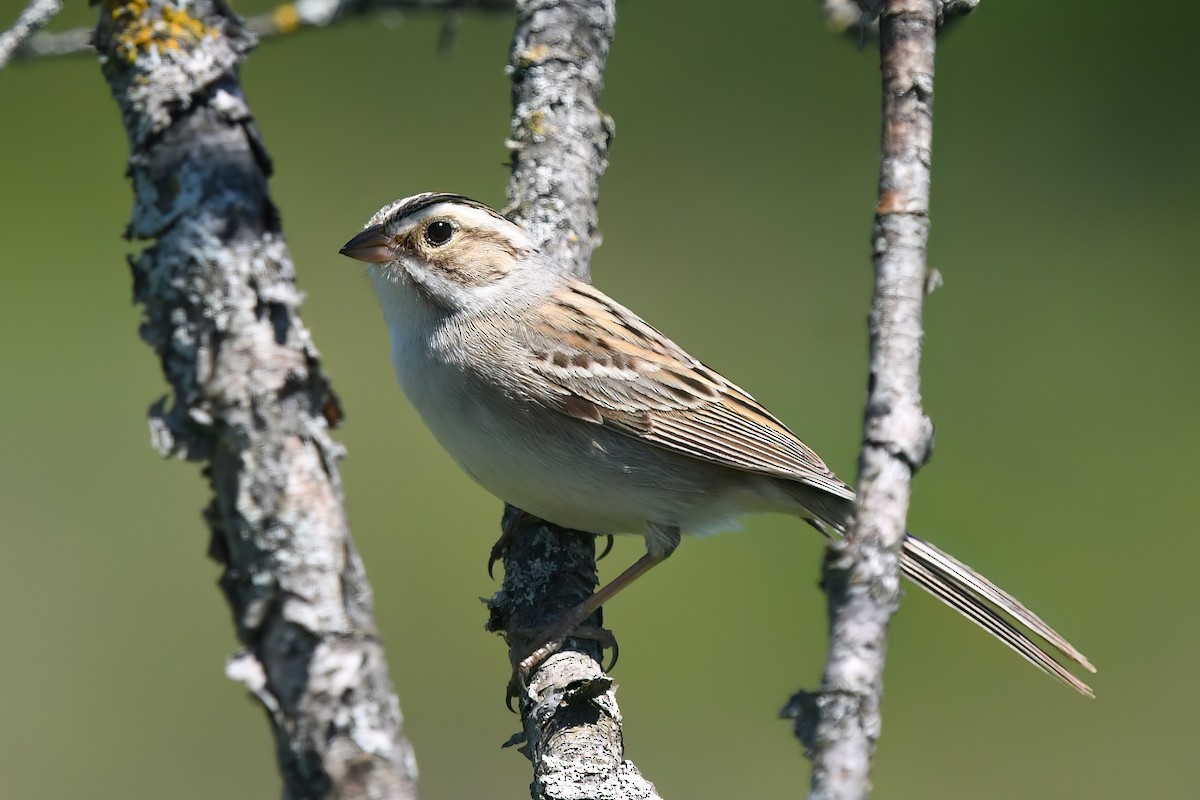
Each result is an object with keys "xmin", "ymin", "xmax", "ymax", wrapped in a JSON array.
[{"xmin": 340, "ymin": 193, "xmax": 538, "ymax": 313}]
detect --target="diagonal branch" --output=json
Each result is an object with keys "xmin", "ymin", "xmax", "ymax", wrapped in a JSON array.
[
  {"xmin": 0, "ymin": 0, "xmax": 61, "ymax": 68},
  {"xmin": 11, "ymin": 0, "xmax": 510, "ymax": 62},
  {"xmin": 94, "ymin": 1, "xmax": 418, "ymax": 797},
  {"xmin": 791, "ymin": 1, "xmax": 939, "ymax": 798},
  {"xmin": 484, "ymin": 1, "xmax": 659, "ymax": 799}
]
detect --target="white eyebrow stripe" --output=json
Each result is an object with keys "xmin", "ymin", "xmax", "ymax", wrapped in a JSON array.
[
  {"xmin": 383, "ymin": 201, "xmax": 535, "ymax": 252},
  {"xmin": 407, "ymin": 204, "xmax": 507, "ymax": 230}
]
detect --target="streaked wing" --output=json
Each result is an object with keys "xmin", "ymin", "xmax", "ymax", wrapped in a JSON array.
[
  {"xmin": 518, "ymin": 282, "xmax": 1096, "ymax": 694},
  {"xmin": 518, "ymin": 281, "xmax": 854, "ymax": 500}
]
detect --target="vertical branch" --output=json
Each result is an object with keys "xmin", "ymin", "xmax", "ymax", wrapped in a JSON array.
[
  {"xmin": 484, "ymin": 1, "xmax": 659, "ymax": 799},
  {"xmin": 94, "ymin": 2, "xmax": 418, "ymax": 798},
  {"xmin": 798, "ymin": 1, "xmax": 938, "ymax": 798},
  {"xmin": 502, "ymin": 0, "xmax": 613, "ymax": 280}
]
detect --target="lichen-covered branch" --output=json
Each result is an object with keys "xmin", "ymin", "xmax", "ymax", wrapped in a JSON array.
[
  {"xmin": 94, "ymin": 2, "xmax": 418, "ymax": 797},
  {"xmin": 483, "ymin": 1, "xmax": 658, "ymax": 799},
  {"xmin": 14, "ymin": 0, "xmax": 510, "ymax": 62},
  {"xmin": 798, "ymin": 1, "xmax": 940, "ymax": 798},
  {"xmin": 0, "ymin": 0, "xmax": 61, "ymax": 68},
  {"xmin": 502, "ymin": 0, "xmax": 615, "ymax": 279}
]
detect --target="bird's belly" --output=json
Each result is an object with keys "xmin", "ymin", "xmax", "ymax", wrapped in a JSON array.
[
  {"xmin": 401, "ymin": 367, "xmax": 758, "ymax": 536},
  {"xmin": 425, "ymin": 400, "xmax": 666, "ymax": 533}
]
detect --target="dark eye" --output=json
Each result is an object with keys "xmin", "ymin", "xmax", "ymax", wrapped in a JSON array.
[{"xmin": 424, "ymin": 220, "xmax": 455, "ymax": 247}]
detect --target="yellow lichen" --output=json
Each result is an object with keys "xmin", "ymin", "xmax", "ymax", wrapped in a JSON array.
[
  {"xmin": 271, "ymin": 4, "xmax": 301, "ymax": 35},
  {"xmin": 106, "ymin": 0, "xmax": 218, "ymax": 64},
  {"xmin": 516, "ymin": 43, "xmax": 552, "ymax": 68},
  {"xmin": 527, "ymin": 110, "xmax": 545, "ymax": 136}
]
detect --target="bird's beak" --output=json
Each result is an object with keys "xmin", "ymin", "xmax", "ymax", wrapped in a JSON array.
[{"xmin": 340, "ymin": 224, "xmax": 399, "ymax": 263}]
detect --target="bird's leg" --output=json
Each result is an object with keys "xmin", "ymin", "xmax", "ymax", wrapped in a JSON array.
[
  {"xmin": 514, "ymin": 525, "xmax": 680, "ymax": 682},
  {"xmin": 514, "ymin": 551, "xmax": 664, "ymax": 680}
]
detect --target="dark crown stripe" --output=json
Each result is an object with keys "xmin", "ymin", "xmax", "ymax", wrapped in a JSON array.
[{"xmin": 393, "ymin": 193, "xmax": 505, "ymax": 222}]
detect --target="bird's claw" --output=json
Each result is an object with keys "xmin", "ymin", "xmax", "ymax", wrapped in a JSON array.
[
  {"xmin": 491, "ymin": 519, "xmax": 614, "ymax": 578},
  {"xmin": 488, "ymin": 507, "xmax": 540, "ymax": 579},
  {"xmin": 597, "ymin": 534, "xmax": 614, "ymax": 561}
]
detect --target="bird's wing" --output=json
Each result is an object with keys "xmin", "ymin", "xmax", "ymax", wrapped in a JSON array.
[
  {"xmin": 517, "ymin": 281, "xmax": 854, "ymax": 500},
  {"xmin": 519, "ymin": 283, "xmax": 1097, "ymax": 696}
]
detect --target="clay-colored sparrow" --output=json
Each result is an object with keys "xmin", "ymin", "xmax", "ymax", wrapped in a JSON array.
[{"xmin": 341, "ymin": 192, "xmax": 1095, "ymax": 695}]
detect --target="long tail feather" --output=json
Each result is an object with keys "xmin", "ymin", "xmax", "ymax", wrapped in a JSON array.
[{"xmin": 901, "ymin": 533, "xmax": 1095, "ymax": 697}]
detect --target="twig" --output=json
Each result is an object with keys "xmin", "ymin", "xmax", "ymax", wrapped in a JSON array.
[
  {"xmin": 14, "ymin": 0, "xmax": 510, "ymax": 62},
  {"xmin": 818, "ymin": 0, "xmax": 979, "ymax": 42},
  {"xmin": 0, "ymin": 0, "xmax": 61, "ymax": 69},
  {"xmin": 799, "ymin": 1, "xmax": 939, "ymax": 798},
  {"xmin": 483, "ymin": 1, "xmax": 659, "ymax": 799},
  {"xmin": 94, "ymin": 2, "xmax": 418, "ymax": 797}
]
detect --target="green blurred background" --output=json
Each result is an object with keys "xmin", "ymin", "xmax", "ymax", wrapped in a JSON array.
[{"xmin": 2, "ymin": 1, "xmax": 1197, "ymax": 797}]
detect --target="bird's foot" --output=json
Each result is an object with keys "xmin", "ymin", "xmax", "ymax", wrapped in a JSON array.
[
  {"xmin": 504, "ymin": 619, "xmax": 617, "ymax": 706},
  {"xmin": 489, "ymin": 512, "xmax": 615, "ymax": 578},
  {"xmin": 488, "ymin": 507, "xmax": 541, "ymax": 579},
  {"xmin": 597, "ymin": 534, "xmax": 615, "ymax": 561}
]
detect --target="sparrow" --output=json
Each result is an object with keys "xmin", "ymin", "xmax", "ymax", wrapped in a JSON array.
[{"xmin": 340, "ymin": 192, "xmax": 1095, "ymax": 695}]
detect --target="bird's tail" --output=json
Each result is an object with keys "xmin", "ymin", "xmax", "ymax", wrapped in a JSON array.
[{"xmin": 901, "ymin": 532, "xmax": 1095, "ymax": 696}]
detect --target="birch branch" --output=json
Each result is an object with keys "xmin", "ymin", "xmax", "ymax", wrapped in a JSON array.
[
  {"xmin": 94, "ymin": 2, "xmax": 418, "ymax": 797},
  {"xmin": 482, "ymin": 1, "xmax": 659, "ymax": 798},
  {"xmin": 0, "ymin": 0, "xmax": 61, "ymax": 68},
  {"xmin": 789, "ymin": 1, "xmax": 939, "ymax": 798},
  {"xmin": 11, "ymin": 0, "xmax": 510, "ymax": 62}
]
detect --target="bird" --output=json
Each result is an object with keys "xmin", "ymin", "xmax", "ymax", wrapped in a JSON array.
[{"xmin": 339, "ymin": 192, "xmax": 1095, "ymax": 695}]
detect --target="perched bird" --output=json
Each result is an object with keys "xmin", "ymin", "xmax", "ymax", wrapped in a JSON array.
[{"xmin": 340, "ymin": 192, "xmax": 1095, "ymax": 695}]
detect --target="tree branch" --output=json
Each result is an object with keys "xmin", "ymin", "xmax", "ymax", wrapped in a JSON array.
[
  {"xmin": 502, "ymin": 0, "xmax": 614, "ymax": 279},
  {"xmin": 0, "ymin": 0, "xmax": 61, "ymax": 68},
  {"xmin": 819, "ymin": 0, "xmax": 978, "ymax": 42},
  {"xmin": 483, "ymin": 1, "xmax": 658, "ymax": 798},
  {"xmin": 94, "ymin": 2, "xmax": 418, "ymax": 797},
  {"xmin": 12, "ymin": 0, "xmax": 510, "ymax": 62},
  {"xmin": 790, "ymin": 1, "xmax": 939, "ymax": 798}
]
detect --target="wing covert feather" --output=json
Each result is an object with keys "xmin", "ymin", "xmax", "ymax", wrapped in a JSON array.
[{"xmin": 519, "ymin": 282, "xmax": 853, "ymax": 499}]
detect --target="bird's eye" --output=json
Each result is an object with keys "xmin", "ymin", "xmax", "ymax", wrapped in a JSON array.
[{"xmin": 424, "ymin": 220, "xmax": 455, "ymax": 247}]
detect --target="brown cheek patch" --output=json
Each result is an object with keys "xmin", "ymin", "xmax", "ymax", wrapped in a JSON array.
[{"xmin": 427, "ymin": 230, "xmax": 518, "ymax": 286}]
